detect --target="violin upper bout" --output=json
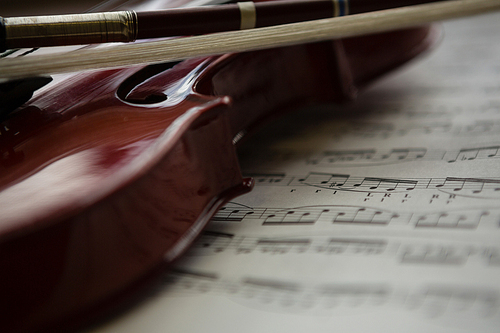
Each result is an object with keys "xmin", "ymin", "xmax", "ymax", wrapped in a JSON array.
[
  {"xmin": 193, "ymin": 25, "xmax": 440, "ymax": 141},
  {"xmin": 340, "ymin": 24, "xmax": 442, "ymax": 89}
]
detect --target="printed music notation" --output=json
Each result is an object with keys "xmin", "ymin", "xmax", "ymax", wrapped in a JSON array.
[
  {"xmin": 240, "ymin": 103, "xmax": 500, "ymax": 143},
  {"xmin": 348, "ymin": 121, "xmax": 451, "ymax": 138},
  {"xmin": 483, "ymin": 248, "xmax": 500, "ymax": 267},
  {"xmin": 341, "ymin": 101, "xmax": 500, "ymax": 120},
  {"xmin": 248, "ymin": 172, "xmax": 500, "ymax": 197},
  {"xmin": 399, "ymin": 244, "xmax": 472, "ymax": 265},
  {"xmin": 160, "ymin": 269, "xmax": 500, "ymax": 319},
  {"xmin": 88, "ymin": 14, "xmax": 500, "ymax": 333},
  {"xmin": 306, "ymin": 145, "xmax": 500, "ymax": 167},
  {"xmin": 162, "ymin": 269, "xmax": 219, "ymax": 295},
  {"xmin": 241, "ymin": 145, "xmax": 500, "ymax": 168},
  {"xmin": 212, "ymin": 203, "xmax": 493, "ymax": 228},
  {"xmin": 188, "ymin": 232, "xmax": 500, "ymax": 268},
  {"xmin": 346, "ymin": 119, "xmax": 500, "ymax": 139},
  {"xmin": 189, "ymin": 233, "xmax": 386, "ymax": 256}
]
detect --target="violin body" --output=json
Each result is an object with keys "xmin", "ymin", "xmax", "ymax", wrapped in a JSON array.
[{"xmin": 0, "ymin": 0, "xmax": 439, "ymax": 330}]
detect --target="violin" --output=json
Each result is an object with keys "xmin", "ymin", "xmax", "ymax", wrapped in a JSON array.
[{"xmin": 0, "ymin": 0, "xmax": 447, "ymax": 331}]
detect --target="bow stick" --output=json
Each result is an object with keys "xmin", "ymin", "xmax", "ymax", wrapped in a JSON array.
[
  {"xmin": 0, "ymin": 0, "xmax": 439, "ymax": 51},
  {"xmin": 0, "ymin": 0, "xmax": 499, "ymax": 80}
]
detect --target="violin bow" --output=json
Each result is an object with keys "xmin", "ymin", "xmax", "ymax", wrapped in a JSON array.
[
  {"xmin": 0, "ymin": 0, "xmax": 499, "ymax": 79},
  {"xmin": 0, "ymin": 0, "xmax": 442, "ymax": 51}
]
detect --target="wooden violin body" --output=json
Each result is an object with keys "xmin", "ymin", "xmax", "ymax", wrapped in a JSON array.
[{"xmin": 0, "ymin": 1, "xmax": 439, "ymax": 330}]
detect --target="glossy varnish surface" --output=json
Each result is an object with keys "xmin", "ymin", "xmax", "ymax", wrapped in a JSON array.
[{"xmin": 0, "ymin": 0, "xmax": 439, "ymax": 330}]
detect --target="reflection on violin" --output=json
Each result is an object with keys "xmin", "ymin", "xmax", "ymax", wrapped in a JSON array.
[{"xmin": 0, "ymin": 0, "xmax": 496, "ymax": 332}]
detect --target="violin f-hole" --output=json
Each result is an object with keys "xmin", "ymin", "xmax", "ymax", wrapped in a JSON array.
[{"xmin": 116, "ymin": 61, "xmax": 181, "ymax": 104}]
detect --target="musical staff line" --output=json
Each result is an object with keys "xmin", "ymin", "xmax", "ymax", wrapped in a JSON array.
[
  {"xmin": 189, "ymin": 234, "xmax": 393, "ymax": 256},
  {"xmin": 344, "ymin": 101, "xmax": 500, "ymax": 120},
  {"xmin": 306, "ymin": 145, "xmax": 500, "ymax": 166},
  {"xmin": 241, "ymin": 144, "xmax": 500, "ymax": 168},
  {"xmin": 248, "ymin": 172, "xmax": 500, "ymax": 197},
  {"xmin": 188, "ymin": 232, "xmax": 500, "ymax": 269},
  {"xmin": 211, "ymin": 203, "xmax": 494, "ymax": 229},
  {"xmin": 400, "ymin": 246, "xmax": 470, "ymax": 265},
  {"xmin": 347, "ymin": 119, "xmax": 500, "ymax": 139},
  {"xmin": 159, "ymin": 270, "xmax": 500, "ymax": 318}
]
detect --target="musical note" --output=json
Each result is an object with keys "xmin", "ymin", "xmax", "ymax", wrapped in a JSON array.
[
  {"xmin": 482, "ymin": 247, "xmax": 500, "ymax": 267},
  {"xmin": 309, "ymin": 148, "xmax": 427, "ymax": 166},
  {"xmin": 190, "ymin": 234, "xmax": 390, "ymax": 257},
  {"xmin": 434, "ymin": 177, "xmax": 500, "ymax": 195},
  {"xmin": 249, "ymin": 173, "xmax": 294, "ymax": 185},
  {"xmin": 255, "ymin": 239, "xmax": 311, "ymax": 254},
  {"xmin": 234, "ymin": 171, "xmax": 500, "ymax": 197},
  {"xmin": 187, "ymin": 231, "xmax": 235, "ymax": 255},
  {"xmin": 343, "ymin": 119, "xmax": 500, "ymax": 139},
  {"xmin": 210, "ymin": 203, "xmax": 499, "ymax": 230},
  {"xmin": 316, "ymin": 238, "xmax": 387, "ymax": 254},
  {"xmin": 262, "ymin": 208, "xmax": 327, "ymax": 225},
  {"xmin": 164, "ymin": 269, "xmax": 219, "ymax": 295},
  {"xmin": 448, "ymin": 145, "xmax": 500, "ymax": 162},
  {"xmin": 242, "ymin": 277, "xmax": 301, "ymax": 293},
  {"xmin": 238, "ymin": 277, "xmax": 303, "ymax": 305},
  {"xmin": 377, "ymin": 148, "xmax": 427, "ymax": 162},
  {"xmin": 309, "ymin": 149, "xmax": 376, "ymax": 165},
  {"xmin": 297, "ymin": 172, "xmax": 349, "ymax": 188},
  {"xmin": 212, "ymin": 205, "xmax": 400, "ymax": 226},
  {"xmin": 400, "ymin": 245, "xmax": 470, "ymax": 265},
  {"xmin": 226, "ymin": 238, "xmax": 313, "ymax": 254},
  {"xmin": 158, "ymin": 270, "xmax": 500, "ymax": 318},
  {"xmin": 212, "ymin": 203, "xmax": 258, "ymax": 222},
  {"xmin": 256, "ymin": 145, "xmax": 500, "ymax": 167},
  {"xmin": 461, "ymin": 120, "xmax": 500, "ymax": 135},
  {"xmin": 353, "ymin": 177, "xmax": 418, "ymax": 191},
  {"xmin": 332, "ymin": 207, "xmax": 397, "ymax": 225},
  {"xmin": 237, "ymin": 280, "xmax": 392, "ymax": 310},
  {"xmin": 318, "ymin": 284, "xmax": 390, "ymax": 302},
  {"xmin": 414, "ymin": 210, "xmax": 488, "ymax": 228},
  {"xmin": 349, "ymin": 121, "xmax": 452, "ymax": 138},
  {"xmin": 187, "ymin": 233, "xmax": 500, "ymax": 271},
  {"xmin": 297, "ymin": 172, "xmax": 421, "ymax": 192},
  {"xmin": 279, "ymin": 172, "xmax": 500, "ymax": 197},
  {"xmin": 415, "ymin": 286, "xmax": 500, "ymax": 318}
]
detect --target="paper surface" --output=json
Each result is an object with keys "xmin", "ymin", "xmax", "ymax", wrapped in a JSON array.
[{"xmin": 91, "ymin": 12, "xmax": 500, "ymax": 333}]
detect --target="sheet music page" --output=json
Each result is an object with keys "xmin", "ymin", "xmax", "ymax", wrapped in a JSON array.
[{"xmin": 92, "ymin": 12, "xmax": 500, "ymax": 333}]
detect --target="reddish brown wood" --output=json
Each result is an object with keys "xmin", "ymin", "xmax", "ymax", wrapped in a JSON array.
[{"xmin": 0, "ymin": 1, "xmax": 440, "ymax": 332}]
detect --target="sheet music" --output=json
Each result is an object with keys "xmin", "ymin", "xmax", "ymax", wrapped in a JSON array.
[{"xmin": 91, "ymin": 12, "xmax": 500, "ymax": 333}]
